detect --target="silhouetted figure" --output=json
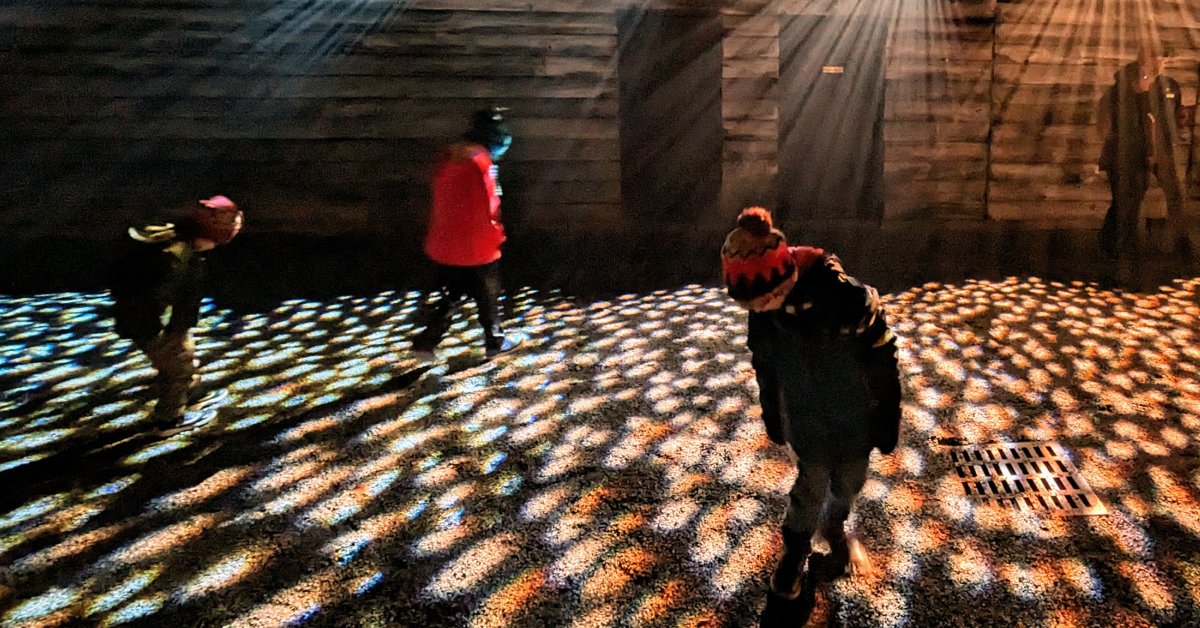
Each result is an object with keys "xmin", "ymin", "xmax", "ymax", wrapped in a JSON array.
[
  {"xmin": 109, "ymin": 196, "xmax": 243, "ymax": 435},
  {"xmin": 1098, "ymin": 43, "xmax": 1192, "ymax": 259},
  {"xmin": 411, "ymin": 108, "xmax": 523, "ymax": 360},
  {"xmin": 720, "ymin": 207, "xmax": 901, "ymax": 621}
]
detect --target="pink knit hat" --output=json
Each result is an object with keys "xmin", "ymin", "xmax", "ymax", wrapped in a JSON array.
[{"xmin": 190, "ymin": 195, "xmax": 243, "ymax": 244}]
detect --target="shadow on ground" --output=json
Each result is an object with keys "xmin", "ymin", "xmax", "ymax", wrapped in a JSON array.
[{"xmin": 2, "ymin": 277, "xmax": 1200, "ymax": 626}]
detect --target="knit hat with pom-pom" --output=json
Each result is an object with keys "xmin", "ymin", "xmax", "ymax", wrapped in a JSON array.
[
  {"xmin": 721, "ymin": 206, "xmax": 797, "ymax": 311},
  {"xmin": 187, "ymin": 195, "xmax": 243, "ymax": 245}
]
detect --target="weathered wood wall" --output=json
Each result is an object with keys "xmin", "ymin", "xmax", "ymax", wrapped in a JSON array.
[
  {"xmin": 990, "ymin": 0, "xmax": 1200, "ymax": 226},
  {"xmin": 1, "ymin": 0, "xmax": 1198, "ymax": 298}
]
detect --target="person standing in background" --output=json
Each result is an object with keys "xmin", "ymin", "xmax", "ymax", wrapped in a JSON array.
[{"xmin": 1098, "ymin": 42, "xmax": 1194, "ymax": 259}]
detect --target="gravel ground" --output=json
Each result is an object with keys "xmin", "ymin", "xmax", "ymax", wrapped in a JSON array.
[{"xmin": 1, "ymin": 276, "xmax": 1199, "ymax": 627}]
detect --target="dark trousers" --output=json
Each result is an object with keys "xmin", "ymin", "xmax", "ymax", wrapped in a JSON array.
[
  {"xmin": 134, "ymin": 330, "xmax": 197, "ymax": 424},
  {"xmin": 1100, "ymin": 164, "xmax": 1149, "ymax": 259},
  {"xmin": 1101, "ymin": 157, "xmax": 1186, "ymax": 258},
  {"xmin": 783, "ymin": 454, "xmax": 870, "ymax": 551},
  {"xmin": 412, "ymin": 262, "xmax": 504, "ymax": 351}
]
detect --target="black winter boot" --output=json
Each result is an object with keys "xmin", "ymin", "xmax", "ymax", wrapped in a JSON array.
[{"xmin": 770, "ymin": 527, "xmax": 811, "ymax": 600}]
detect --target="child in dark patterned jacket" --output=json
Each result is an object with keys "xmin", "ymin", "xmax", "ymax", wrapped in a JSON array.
[{"xmin": 721, "ymin": 206, "xmax": 901, "ymax": 600}]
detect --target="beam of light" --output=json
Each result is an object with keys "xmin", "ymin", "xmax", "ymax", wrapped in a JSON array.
[
  {"xmin": 424, "ymin": 533, "xmax": 520, "ymax": 599},
  {"xmin": 469, "ymin": 567, "xmax": 547, "ymax": 628},
  {"xmin": 9, "ymin": 522, "xmax": 131, "ymax": 577},
  {"xmin": 711, "ymin": 524, "xmax": 774, "ymax": 600},
  {"xmin": 122, "ymin": 439, "xmax": 189, "ymax": 465},
  {"xmin": 178, "ymin": 549, "xmax": 268, "ymax": 602},
  {"xmin": 86, "ymin": 477, "xmax": 139, "ymax": 501},
  {"xmin": 86, "ymin": 567, "xmax": 161, "ymax": 617},
  {"xmin": 579, "ymin": 545, "xmax": 655, "ymax": 604},
  {"xmin": 353, "ymin": 572, "xmax": 384, "ymax": 596},
  {"xmin": 3, "ymin": 270, "xmax": 1200, "ymax": 626},
  {"xmin": 548, "ymin": 535, "xmax": 611, "ymax": 588},
  {"xmin": 148, "ymin": 467, "xmax": 253, "ymax": 513},
  {"xmin": 0, "ymin": 494, "xmax": 68, "ymax": 531},
  {"xmin": 95, "ymin": 514, "xmax": 219, "ymax": 571},
  {"xmin": 99, "ymin": 413, "xmax": 145, "ymax": 431},
  {"xmin": 412, "ymin": 509, "xmax": 472, "ymax": 557},
  {"xmin": 1, "ymin": 586, "xmax": 78, "ymax": 626},
  {"xmin": 1117, "ymin": 561, "xmax": 1176, "ymax": 614},
  {"xmin": 1, "ymin": 429, "xmax": 73, "ymax": 452},
  {"xmin": 100, "ymin": 594, "xmax": 165, "ymax": 627}
]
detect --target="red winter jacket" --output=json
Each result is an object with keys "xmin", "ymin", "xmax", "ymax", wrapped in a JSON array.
[{"xmin": 424, "ymin": 143, "xmax": 506, "ymax": 267}]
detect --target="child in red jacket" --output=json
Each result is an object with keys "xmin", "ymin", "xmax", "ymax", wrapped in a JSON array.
[{"xmin": 412, "ymin": 108, "xmax": 523, "ymax": 360}]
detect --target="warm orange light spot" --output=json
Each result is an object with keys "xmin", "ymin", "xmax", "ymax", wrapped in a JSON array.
[
  {"xmin": 676, "ymin": 609, "xmax": 722, "ymax": 628},
  {"xmin": 741, "ymin": 457, "xmax": 793, "ymax": 494},
  {"xmin": 1117, "ymin": 561, "xmax": 1176, "ymax": 613},
  {"xmin": 693, "ymin": 504, "xmax": 735, "ymax": 565},
  {"xmin": 963, "ymin": 378, "xmax": 990, "ymax": 403},
  {"xmin": 277, "ymin": 416, "xmax": 341, "ymax": 443},
  {"xmin": 998, "ymin": 561, "xmax": 1041, "ymax": 599},
  {"xmin": 914, "ymin": 520, "xmax": 949, "ymax": 553},
  {"xmin": 609, "ymin": 511, "xmax": 646, "ymax": 536},
  {"xmin": 1148, "ymin": 467, "xmax": 1200, "ymax": 538},
  {"xmin": 1120, "ymin": 493, "xmax": 1151, "ymax": 518},
  {"xmin": 469, "ymin": 568, "xmax": 547, "ymax": 628},
  {"xmin": 580, "ymin": 546, "xmax": 655, "ymax": 603},
  {"xmin": 1104, "ymin": 440, "xmax": 1138, "ymax": 460},
  {"xmin": 629, "ymin": 579, "xmax": 687, "ymax": 627},
  {"xmin": 153, "ymin": 466, "xmax": 255, "ymax": 512},
  {"xmin": 565, "ymin": 487, "xmax": 616, "ymax": 521},
  {"xmin": 885, "ymin": 483, "xmax": 924, "ymax": 515},
  {"xmin": 251, "ymin": 460, "xmax": 324, "ymax": 495},
  {"xmin": 713, "ymin": 524, "xmax": 775, "ymax": 598},
  {"xmin": 11, "ymin": 523, "xmax": 131, "ymax": 574},
  {"xmin": 947, "ymin": 540, "xmax": 992, "ymax": 591},
  {"xmin": 103, "ymin": 514, "xmax": 219, "ymax": 568},
  {"xmin": 668, "ymin": 472, "xmax": 711, "ymax": 494}
]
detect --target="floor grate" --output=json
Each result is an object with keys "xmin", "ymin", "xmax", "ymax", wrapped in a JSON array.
[{"xmin": 947, "ymin": 440, "xmax": 1107, "ymax": 515}]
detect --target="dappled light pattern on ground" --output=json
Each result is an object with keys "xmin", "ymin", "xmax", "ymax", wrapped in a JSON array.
[{"xmin": 2, "ymin": 277, "xmax": 1200, "ymax": 626}]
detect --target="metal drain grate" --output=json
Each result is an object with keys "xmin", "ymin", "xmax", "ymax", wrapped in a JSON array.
[{"xmin": 947, "ymin": 441, "xmax": 1107, "ymax": 515}]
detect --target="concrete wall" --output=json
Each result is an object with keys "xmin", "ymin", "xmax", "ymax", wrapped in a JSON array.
[{"xmin": 1, "ymin": 0, "xmax": 1197, "ymax": 302}]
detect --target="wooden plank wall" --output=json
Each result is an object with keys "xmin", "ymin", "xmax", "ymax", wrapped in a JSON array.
[
  {"xmin": 3, "ymin": 0, "xmax": 1200, "ymax": 295},
  {"xmin": 0, "ymin": 1, "xmax": 626, "ymax": 242},
  {"xmin": 991, "ymin": 0, "xmax": 1200, "ymax": 226},
  {"xmin": 721, "ymin": 1, "xmax": 780, "ymax": 221},
  {"xmin": 884, "ymin": 1, "xmax": 993, "ymax": 222}
]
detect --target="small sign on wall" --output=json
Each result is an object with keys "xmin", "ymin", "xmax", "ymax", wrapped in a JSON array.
[{"xmin": 822, "ymin": 65, "xmax": 845, "ymax": 74}]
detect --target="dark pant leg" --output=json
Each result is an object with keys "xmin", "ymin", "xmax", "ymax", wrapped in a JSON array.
[
  {"xmin": 783, "ymin": 458, "xmax": 827, "ymax": 548},
  {"xmin": 771, "ymin": 456, "xmax": 826, "ymax": 597},
  {"xmin": 411, "ymin": 265, "xmax": 467, "ymax": 352},
  {"xmin": 1101, "ymin": 165, "xmax": 1149, "ymax": 258},
  {"xmin": 137, "ymin": 330, "xmax": 197, "ymax": 424},
  {"xmin": 1155, "ymin": 153, "xmax": 1187, "ymax": 247},
  {"xmin": 819, "ymin": 456, "xmax": 871, "ymax": 547},
  {"xmin": 462, "ymin": 262, "xmax": 504, "ymax": 349}
]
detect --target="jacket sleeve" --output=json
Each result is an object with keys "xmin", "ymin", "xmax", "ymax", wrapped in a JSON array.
[
  {"xmin": 471, "ymin": 150, "xmax": 505, "ymax": 245},
  {"xmin": 747, "ymin": 311, "xmax": 786, "ymax": 445},
  {"xmin": 803, "ymin": 255, "xmax": 892, "ymax": 346},
  {"xmin": 803, "ymin": 254, "xmax": 902, "ymax": 453},
  {"xmin": 164, "ymin": 250, "xmax": 204, "ymax": 334}
]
